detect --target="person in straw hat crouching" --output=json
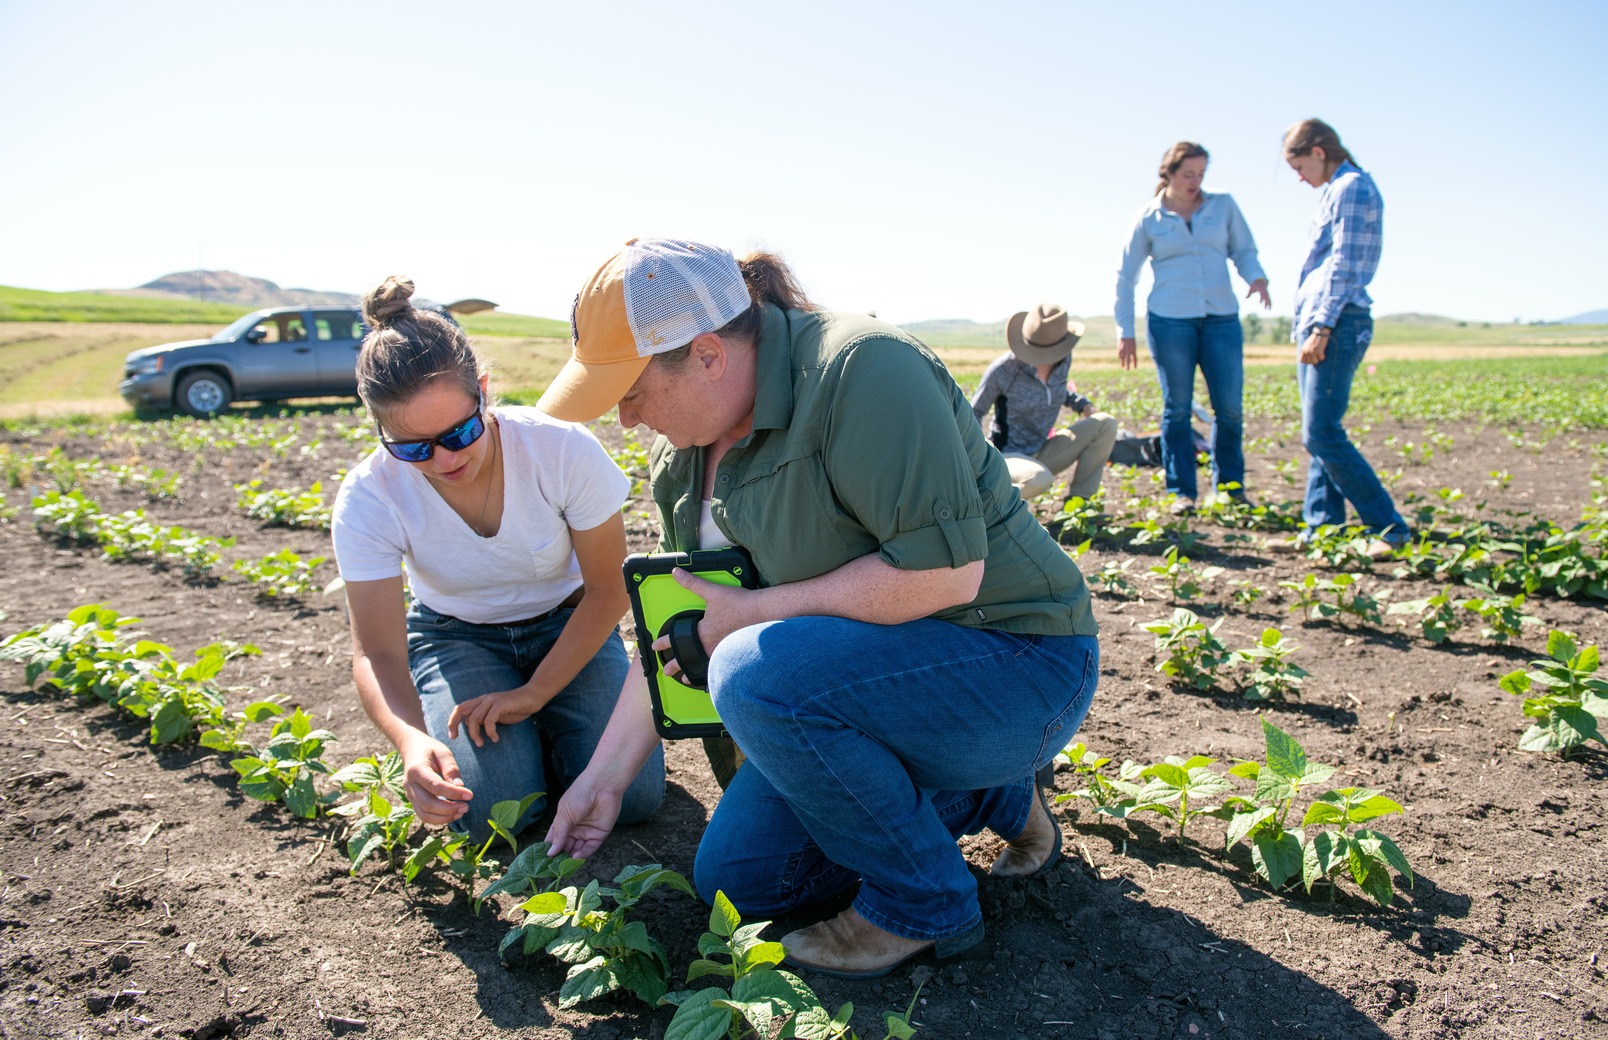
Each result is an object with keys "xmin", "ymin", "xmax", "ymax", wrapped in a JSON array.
[{"xmin": 970, "ymin": 303, "xmax": 1119, "ymax": 503}]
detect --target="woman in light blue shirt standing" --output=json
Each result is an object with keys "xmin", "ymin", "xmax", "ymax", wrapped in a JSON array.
[{"xmin": 1115, "ymin": 141, "xmax": 1271, "ymax": 512}]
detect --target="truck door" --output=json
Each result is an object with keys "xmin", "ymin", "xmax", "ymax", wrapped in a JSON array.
[
  {"xmin": 237, "ymin": 312, "xmax": 321, "ymax": 397},
  {"xmin": 312, "ymin": 310, "xmax": 363, "ymax": 395}
]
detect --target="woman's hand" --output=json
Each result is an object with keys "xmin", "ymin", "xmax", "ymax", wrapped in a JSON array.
[
  {"xmin": 398, "ymin": 731, "xmax": 473, "ymax": 827},
  {"xmin": 653, "ymin": 568, "xmax": 763, "ymax": 676},
  {"xmin": 545, "ymin": 771, "xmax": 623, "ymax": 859},
  {"xmin": 1298, "ymin": 329, "xmax": 1329, "ymax": 365},
  {"xmin": 447, "ymin": 686, "xmax": 544, "ymax": 747},
  {"xmin": 1118, "ymin": 338, "xmax": 1139, "ymax": 370},
  {"xmin": 1247, "ymin": 279, "xmax": 1271, "ymax": 309}
]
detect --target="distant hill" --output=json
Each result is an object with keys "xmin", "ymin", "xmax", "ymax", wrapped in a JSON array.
[
  {"xmin": 89, "ymin": 270, "xmax": 362, "ymax": 310},
  {"xmin": 901, "ymin": 315, "xmax": 1121, "ymax": 348},
  {"xmin": 0, "ymin": 281, "xmax": 567, "ymax": 337},
  {"xmin": 1561, "ymin": 309, "xmax": 1608, "ymax": 324}
]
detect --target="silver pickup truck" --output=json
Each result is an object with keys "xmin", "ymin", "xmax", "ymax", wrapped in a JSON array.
[{"xmin": 119, "ymin": 301, "xmax": 490, "ymax": 417}]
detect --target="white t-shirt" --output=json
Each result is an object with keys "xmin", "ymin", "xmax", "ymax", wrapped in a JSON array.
[{"xmin": 331, "ymin": 407, "xmax": 629, "ymax": 624}]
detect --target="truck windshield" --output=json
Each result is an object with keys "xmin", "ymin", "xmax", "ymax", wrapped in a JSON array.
[{"xmin": 213, "ymin": 311, "xmax": 271, "ymax": 342}]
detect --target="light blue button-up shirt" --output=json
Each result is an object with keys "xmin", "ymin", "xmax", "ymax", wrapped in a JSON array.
[{"xmin": 1114, "ymin": 191, "xmax": 1267, "ymax": 340}]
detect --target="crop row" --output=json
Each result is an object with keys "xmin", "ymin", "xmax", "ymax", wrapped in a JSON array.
[
  {"xmin": 31, "ymin": 489, "xmax": 324, "ymax": 596},
  {"xmin": 0, "ymin": 605, "xmax": 922, "ymax": 1039}
]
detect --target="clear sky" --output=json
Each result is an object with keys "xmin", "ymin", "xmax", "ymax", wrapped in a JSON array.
[{"xmin": 1, "ymin": 0, "xmax": 1603, "ymax": 326}]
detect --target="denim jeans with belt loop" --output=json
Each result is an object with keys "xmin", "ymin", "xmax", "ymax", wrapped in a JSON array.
[
  {"xmin": 1145, "ymin": 312, "xmax": 1246, "ymax": 499},
  {"xmin": 407, "ymin": 602, "xmax": 666, "ymax": 842},
  {"xmin": 1297, "ymin": 306, "xmax": 1408, "ymax": 541},
  {"xmin": 692, "ymin": 615, "xmax": 1098, "ymax": 943}
]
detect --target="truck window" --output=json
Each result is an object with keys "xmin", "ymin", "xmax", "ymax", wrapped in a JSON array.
[
  {"xmin": 314, "ymin": 311, "xmax": 361, "ymax": 341},
  {"xmin": 280, "ymin": 315, "xmax": 308, "ymax": 342}
]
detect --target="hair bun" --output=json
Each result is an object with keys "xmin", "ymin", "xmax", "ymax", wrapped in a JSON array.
[{"xmin": 363, "ymin": 275, "xmax": 417, "ymax": 329}]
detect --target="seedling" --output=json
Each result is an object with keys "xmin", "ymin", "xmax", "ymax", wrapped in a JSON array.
[
  {"xmin": 1090, "ymin": 558, "xmax": 1140, "ymax": 599},
  {"xmin": 1500, "ymin": 630, "xmax": 1607, "ymax": 755},
  {"xmin": 405, "ymin": 793, "xmax": 542, "ymax": 909},
  {"xmin": 1124, "ymin": 755, "xmax": 1236, "ymax": 845},
  {"xmin": 233, "ymin": 549, "xmax": 326, "ymax": 599},
  {"xmin": 231, "ymin": 707, "xmax": 338, "ymax": 818},
  {"xmin": 1386, "ymin": 588, "xmax": 1463, "ymax": 644},
  {"xmin": 1148, "ymin": 546, "xmax": 1223, "ymax": 603},
  {"xmin": 1235, "ymin": 628, "xmax": 1310, "ymax": 701},
  {"xmin": 495, "ymin": 848, "xmax": 692, "ymax": 1008},
  {"xmin": 1456, "ymin": 586, "xmax": 1540, "ymax": 642},
  {"xmin": 661, "ymin": 891, "xmax": 920, "ymax": 1039},
  {"xmin": 1055, "ymin": 493, "xmax": 1117, "ymax": 542},
  {"xmin": 1228, "ymin": 580, "xmax": 1264, "ymax": 606},
  {"xmin": 1054, "ymin": 742, "xmax": 1145, "ymax": 816},
  {"xmin": 1141, "ymin": 608, "xmax": 1232, "ymax": 690},
  {"xmin": 0, "ymin": 603, "xmax": 141, "ymax": 692},
  {"xmin": 31, "ymin": 489, "xmax": 102, "ymax": 540},
  {"xmin": 235, "ymin": 479, "xmax": 332, "ymax": 529},
  {"xmin": 199, "ymin": 696, "xmax": 286, "ymax": 755},
  {"xmin": 1218, "ymin": 718, "xmax": 1413, "ymax": 906},
  {"xmin": 330, "ymin": 752, "xmax": 418, "ymax": 873}
]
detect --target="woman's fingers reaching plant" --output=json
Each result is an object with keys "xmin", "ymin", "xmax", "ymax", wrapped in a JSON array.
[
  {"xmin": 401, "ymin": 734, "xmax": 472, "ymax": 827},
  {"xmin": 545, "ymin": 779, "xmax": 622, "ymax": 860}
]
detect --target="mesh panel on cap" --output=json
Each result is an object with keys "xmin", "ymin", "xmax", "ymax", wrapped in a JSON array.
[{"xmin": 621, "ymin": 239, "xmax": 750, "ymax": 358}]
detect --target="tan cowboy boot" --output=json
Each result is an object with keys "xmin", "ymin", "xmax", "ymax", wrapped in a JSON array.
[
  {"xmin": 781, "ymin": 908, "xmax": 982, "ymax": 980},
  {"xmin": 990, "ymin": 783, "xmax": 1062, "ymax": 877}
]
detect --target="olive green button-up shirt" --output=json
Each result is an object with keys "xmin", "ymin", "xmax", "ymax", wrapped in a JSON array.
[{"xmin": 648, "ymin": 304, "xmax": 1097, "ymax": 637}]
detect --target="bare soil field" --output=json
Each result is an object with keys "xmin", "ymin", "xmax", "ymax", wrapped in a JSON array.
[{"xmin": 1, "ymin": 412, "xmax": 1605, "ymax": 1040}]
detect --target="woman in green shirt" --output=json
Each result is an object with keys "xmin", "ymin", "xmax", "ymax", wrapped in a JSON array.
[{"xmin": 539, "ymin": 238, "xmax": 1100, "ymax": 979}]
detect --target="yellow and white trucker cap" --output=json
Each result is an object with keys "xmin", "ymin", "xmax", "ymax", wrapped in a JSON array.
[{"xmin": 538, "ymin": 238, "xmax": 751, "ymax": 422}]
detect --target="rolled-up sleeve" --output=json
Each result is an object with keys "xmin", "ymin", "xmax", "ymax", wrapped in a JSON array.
[
  {"xmin": 1114, "ymin": 211, "xmax": 1151, "ymax": 340},
  {"xmin": 823, "ymin": 339, "xmax": 988, "ymax": 571}
]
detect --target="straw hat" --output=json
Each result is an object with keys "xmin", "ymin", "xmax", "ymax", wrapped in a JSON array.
[{"xmin": 1005, "ymin": 303, "xmax": 1084, "ymax": 365}]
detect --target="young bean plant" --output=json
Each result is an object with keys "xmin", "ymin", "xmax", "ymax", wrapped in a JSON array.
[
  {"xmin": 231, "ymin": 707, "xmax": 338, "ymax": 819},
  {"xmin": 1500, "ymin": 630, "xmax": 1606, "ymax": 755},
  {"xmin": 1235, "ymin": 628, "xmax": 1310, "ymax": 701},
  {"xmin": 493, "ymin": 846, "xmax": 692, "ymax": 1009},
  {"xmin": 1386, "ymin": 588, "xmax": 1463, "ymax": 644},
  {"xmin": 233, "ymin": 549, "xmax": 326, "ymax": 599},
  {"xmin": 661, "ymin": 891, "xmax": 921, "ymax": 1040},
  {"xmin": 1142, "ymin": 608, "xmax": 1232, "ymax": 690}
]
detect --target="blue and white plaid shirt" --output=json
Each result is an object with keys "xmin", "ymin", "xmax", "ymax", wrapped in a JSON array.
[{"xmin": 1293, "ymin": 161, "xmax": 1382, "ymax": 338}]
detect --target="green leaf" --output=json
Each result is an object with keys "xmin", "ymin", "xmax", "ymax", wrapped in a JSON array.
[
  {"xmin": 1261, "ymin": 717, "xmax": 1309, "ymax": 779},
  {"xmin": 523, "ymin": 924, "xmax": 561, "ymax": 956},
  {"xmin": 1301, "ymin": 799, "xmax": 1347, "ymax": 828},
  {"xmin": 1225, "ymin": 806, "xmax": 1277, "ymax": 850},
  {"xmin": 1300, "ymin": 762, "xmax": 1338, "ymax": 786},
  {"xmin": 1254, "ymin": 770, "xmax": 1296, "ymax": 805},
  {"xmin": 517, "ymin": 891, "xmax": 569, "ymax": 915},
  {"xmin": 665, "ymin": 992, "xmax": 734, "ymax": 1040},
  {"xmin": 1347, "ymin": 794, "xmax": 1405, "ymax": 824},
  {"xmin": 1499, "ymin": 670, "xmax": 1532, "ymax": 696},
  {"xmin": 546, "ymin": 924, "xmax": 596, "ymax": 964},
  {"xmin": 1553, "ymin": 704, "xmax": 1604, "ymax": 747},
  {"xmin": 1354, "ymin": 829, "xmax": 1414, "ymax": 889},
  {"xmin": 486, "ymin": 792, "xmax": 543, "ymax": 848},
  {"xmin": 1144, "ymin": 762, "xmax": 1189, "ymax": 787},
  {"xmin": 558, "ymin": 956, "xmax": 620, "ymax": 1008},
  {"xmin": 1251, "ymin": 830, "xmax": 1303, "ymax": 890},
  {"xmin": 1183, "ymin": 767, "xmax": 1234, "ymax": 800},
  {"xmin": 685, "ymin": 958, "xmax": 734, "ymax": 983},
  {"xmin": 1302, "ymin": 830, "xmax": 1350, "ymax": 893},
  {"xmin": 739, "ymin": 940, "xmax": 787, "ymax": 974},
  {"xmin": 710, "ymin": 891, "xmax": 740, "ymax": 938},
  {"xmin": 284, "ymin": 773, "xmax": 320, "ymax": 819},
  {"xmin": 1353, "ymin": 849, "xmax": 1396, "ymax": 907},
  {"xmin": 1546, "ymin": 629, "xmax": 1578, "ymax": 663},
  {"xmin": 1227, "ymin": 760, "xmax": 1261, "ymax": 781},
  {"xmin": 150, "ymin": 696, "xmax": 194, "ymax": 745}
]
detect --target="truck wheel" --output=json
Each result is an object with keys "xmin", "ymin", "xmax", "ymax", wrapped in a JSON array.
[{"xmin": 175, "ymin": 371, "xmax": 233, "ymax": 418}]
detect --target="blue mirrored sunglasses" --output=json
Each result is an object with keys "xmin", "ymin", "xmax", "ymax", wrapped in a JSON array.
[{"xmin": 379, "ymin": 396, "xmax": 487, "ymax": 462}]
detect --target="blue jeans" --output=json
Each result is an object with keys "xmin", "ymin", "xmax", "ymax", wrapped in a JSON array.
[
  {"xmin": 693, "ymin": 617, "xmax": 1098, "ymax": 942},
  {"xmin": 1297, "ymin": 306, "xmax": 1408, "ymax": 541},
  {"xmin": 1146, "ymin": 312, "xmax": 1245, "ymax": 499},
  {"xmin": 407, "ymin": 603, "xmax": 665, "ymax": 842}
]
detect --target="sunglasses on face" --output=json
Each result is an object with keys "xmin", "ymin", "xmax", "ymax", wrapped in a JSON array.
[{"xmin": 379, "ymin": 395, "xmax": 487, "ymax": 462}]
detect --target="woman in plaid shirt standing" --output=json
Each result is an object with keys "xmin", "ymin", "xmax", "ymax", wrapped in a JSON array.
[{"xmin": 1276, "ymin": 119, "xmax": 1409, "ymax": 559}]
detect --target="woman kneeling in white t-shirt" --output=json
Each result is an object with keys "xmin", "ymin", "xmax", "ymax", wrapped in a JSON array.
[{"xmin": 331, "ymin": 276, "xmax": 664, "ymax": 841}]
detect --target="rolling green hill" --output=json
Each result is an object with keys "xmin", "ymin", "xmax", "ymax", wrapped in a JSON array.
[{"xmin": 0, "ymin": 283, "xmax": 569, "ymax": 338}]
